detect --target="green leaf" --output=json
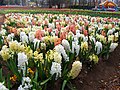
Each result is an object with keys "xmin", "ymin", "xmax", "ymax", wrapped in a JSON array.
[
  {"xmin": 0, "ymin": 68, "xmax": 3, "ymax": 82},
  {"xmin": 34, "ymin": 69, "xmax": 38, "ymax": 82},
  {"xmin": 8, "ymin": 59, "xmax": 21, "ymax": 81},
  {"xmin": 62, "ymin": 80, "xmax": 67, "ymax": 90},
  {"xmin": 67, "ymin": 81, "xmax": 77, "ymax": 90},
  {"xmin": 40, "ymin": 76, "xmax": 52, "ymax": 85},
  {"xmin": 7, "ymin": 74, "xmax": 11, "ymax": 89}
]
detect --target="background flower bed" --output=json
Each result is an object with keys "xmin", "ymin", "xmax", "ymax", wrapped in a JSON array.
[{"xmin": 0, "ymin": 8, "xmax": 120, "ymax": 18}]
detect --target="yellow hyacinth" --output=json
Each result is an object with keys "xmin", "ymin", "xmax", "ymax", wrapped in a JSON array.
[
  {"xmin": 50, "ymin": 36, "xmax": 58, "ymax": 43},
  {"xmin": 1, "ymin": 50, "xmax": 10, "ymax": 61},
  {"xmin": 18, "ymin": 44, "xmax": 26, "ymax": 52},
  {"xmin": 25, "ymin": 46, "xmax": 33, "ymax": 59},
  {"xmin": 44, "ymin": 36, "xmax": 50, "ymax": 44},
  {"xmin": 34, "ymin": 51, "xmax": 44, "ymax": 63},
  {"xmin": 34, "ymin": 51, "xmax": 39, "ymax": 57},
  {"xmin": 81, "ymin": 42, "xmax": 88, "ymax": 51},
  {"xmin": 54, "ymin": 51, "xmax": 62, "ymax": 63},
  {"xmin": 69, "ymin": 61, "xmax": 82, "ymax": 79},
  {"xmin": 89, "ymin": 54, "xmax": 99, "ymax": 64},
  {"xmin": 46, "ymin": 50, "xmax": 54, "ymax": 61},
  {"xmin": 26, "ymin": 50, "xmax": 33, "ymax": 59},
  {"xmin": 9, "ymin": 41, "xmax": 19, "ymax": 52},
  {"xmin": 108, "ymin": 35, "xmax": 114, "ymax": 42}
]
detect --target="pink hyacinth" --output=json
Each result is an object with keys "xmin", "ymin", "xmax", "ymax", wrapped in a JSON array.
[
  {"xmin": 35, "ymin": 30, "xmax": 44, "ymax": 40},
  {"xmin": 70, "ymin": 24, "xmax": 76, "ymax": 34},
  {"xmin": 60, "ymin": 32, "xmax": 67, "ymax": 40}
]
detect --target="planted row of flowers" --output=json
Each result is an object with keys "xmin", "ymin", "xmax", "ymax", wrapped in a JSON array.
[
  {"xmin": 0, "ymin": 9, "xmax": 120, "ymax": 18},
  {"xmin": 0, "ymin": 13, "xmax": 120, "ymax": 90}
]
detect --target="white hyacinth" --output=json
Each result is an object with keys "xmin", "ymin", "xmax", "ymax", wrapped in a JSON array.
[
  {"xmin": 54, "ymin": 44, "xmax": 69, "ymax": 61},
  {"xmin": 72, "ymin": 41, "xmax": 80, "ymax": 56},
  {"xmin": 20, "ymin": 32, "xmax": 28, "ymax": 43},
  {"xmin": 77, "ymin": 34, "xmax": 88, "ymax": 42},
  {"xmin": 75, "ymin": 44, "xmax": 80, "ymax": 56},
  {"xmin": 76, "ymin": 30, "xmax": 80, "ymax": 34},
  {"xmin": 7, "ymin": 33, "xmax": 14, "ymax": 41},
  {"xmin": 107, "ymin": 29, "xmax": 114, "ymax": 36},
  {"xmin": 18, "ymin": 77, "xmax": 32, "ymax": 90},
  {"xmin": 95, "ymin": 41, "xmax": 102, "ymax": 54},
  {"xmin": 20, "ymin": 32, "xmax": 26, "ymax": 40},
  {"xmin": 18, "ymin": 52, "xmax": 28, "ymax": 67},
  {"xmin": 18, "ymin": 52, "xmax": 28, "ymax": 75},
  {"xmin": 89, "ymin": 36, "xmax": 96, "ymax": 44},
  {"xmin": 76, "ymin": 34, "xmax": 84, "ymax": 39},
  {"xmin": 50, "ymin": 62, "xmax": 61, "ymax": 80},
  {"xmin": 33, "ymin": 38, "xmax": 40, "ymax": 49},
  {"xmin": 28, "ymin": 32, "xmax": 35, "ymax": 42},
  {"xmin": 18, "ymin": 85, "xmax": 25, "ymax": 90},
  {"xmin": 40, "ymin": 42, "xmax": 46, "ymax": 50},
  {"xmin": 0, "ymin": 29, "xmax": 6, "ymax": 36},
  {"xmin": 109, "ymin": 43, "xmax": 118, "ymax": 52},
  {"xmin": 72, "ymin": 36, "xmax": 80, "ymax": 56},
  {"xmin": 0, "ymin": 82, "xmax": 8, "ymax": 90},
  {"xmin": 115, "ymin": 32, "xmax": 119, "ymax": 38},
  {"xmin": 62, "ymin": 39, "xmax": 71, "ymax": 52}
]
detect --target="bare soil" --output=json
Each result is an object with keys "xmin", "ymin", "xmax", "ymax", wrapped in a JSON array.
[{"xmin": 72, "ymin": 44, "xmax": 120, "ymax": 90}]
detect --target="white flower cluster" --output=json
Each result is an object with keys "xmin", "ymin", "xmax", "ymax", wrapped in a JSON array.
[
  {"xmin": 109, "ymin": 43, "xmax": 118, "ymax": 52},
  {"xmin": 54, "ymin": 44, "xmax": 69, "ymax": 61},
  {"xmin": 7, "ymin": 33, "xmax": 14, "ymax": 41},
  {"xmin": 50, "ymin": 62, "xmax": 61, "ymax": 80},
  {"xmin": 0, "ymin": 29, "xmax": 6, "ymax": 36},
  {"xmin": 62, "ymin": 39, "xmax": 71, "ymax": 52},
  {"xmin": 72, "ymin": 41, "xmax": 80, "ymax": 56},
  {"xmin": 95, "ymin": 41, "xmax": 102, "ymax": 54},
  {"xmin": 33, "ymin": 38, "xmax": 40, "ymax": 49},
  {"xmin": 28, "ymin": 32, "xmax": 35, "ymax": 42},
  {"xmin": 18, "ymin": 77, "xmax": 32, "ymax": 90},
  {"xmin": 18, "ymin": 52, "xmax": 28, "ymax": 76},
  {"xmin": 20, "ymin": 32, "xmax": 28, "ymax": 43},
  {"xmin": 0, "ymin": 82, "xmax": 8, "ymax": 90}
]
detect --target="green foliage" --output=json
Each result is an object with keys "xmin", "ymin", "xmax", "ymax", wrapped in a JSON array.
[{"xmin": 0, "ymin": 9, "xmax": 120, "ymax": 18}]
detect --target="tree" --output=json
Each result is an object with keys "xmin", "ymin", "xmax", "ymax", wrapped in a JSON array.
[
  {"xmin": 0, "ymin": 0, "xmax": 4, "ymax": 5},
  {"xmin": 79, "ymin": 0, "xmax": 80, "ymax": 6},
  {"xmin": 75, "ymin": 0, "xmax": 77, "ymax": 6},
  {"xmin": 48, "ymin": 0, "xmax": 52, "ymax": 8},
  {"xmin": 93, "ymin": 0, "xmax": 96, "ymax": 7},
  {"xmin": 89, "ymin": 0, "xmax": 92, "ymax": 7}
]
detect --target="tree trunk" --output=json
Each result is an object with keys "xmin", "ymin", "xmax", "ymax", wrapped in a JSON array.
[
  {"xmin": 49, "ymin": 0, "xmax": 52, "ymax": 8},
  {"xmin": 79, "ymin": 0, "xmax": 80, "ymax": 6},
  {"xmin": 96, "ymin": 0, "xmax": 98, "ymax": 7},
  {"xmin": 83, "ymin": 0, "xmax": 85, "ymax": 8},
  {"xmin": 93, "ymin": 0, "xmax": 95, "ymax": 7},
  {"xmin": 90, "ymin": 0, "xmax": 91, "ymax": 7},
  {"xmin": 75, "ymin": 0, "xmax": 77, "ymax": 6},
  {"xmin": 0, "ymin": 0, "xmax": 4, "ymax": 5}
]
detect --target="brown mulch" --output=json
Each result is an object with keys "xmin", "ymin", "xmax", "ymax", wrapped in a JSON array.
[{"xmin": 72, "ymin": 44, "xmax": 120, "ymax": 90}]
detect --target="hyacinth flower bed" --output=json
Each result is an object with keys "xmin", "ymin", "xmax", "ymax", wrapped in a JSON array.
[
  {"xmin": 0, "ymin": 9, "xmax": 120, "ymax": 18},
  {"xmin": 0, "ymin": 13, "xmax": 120, "ymax": 90}
]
